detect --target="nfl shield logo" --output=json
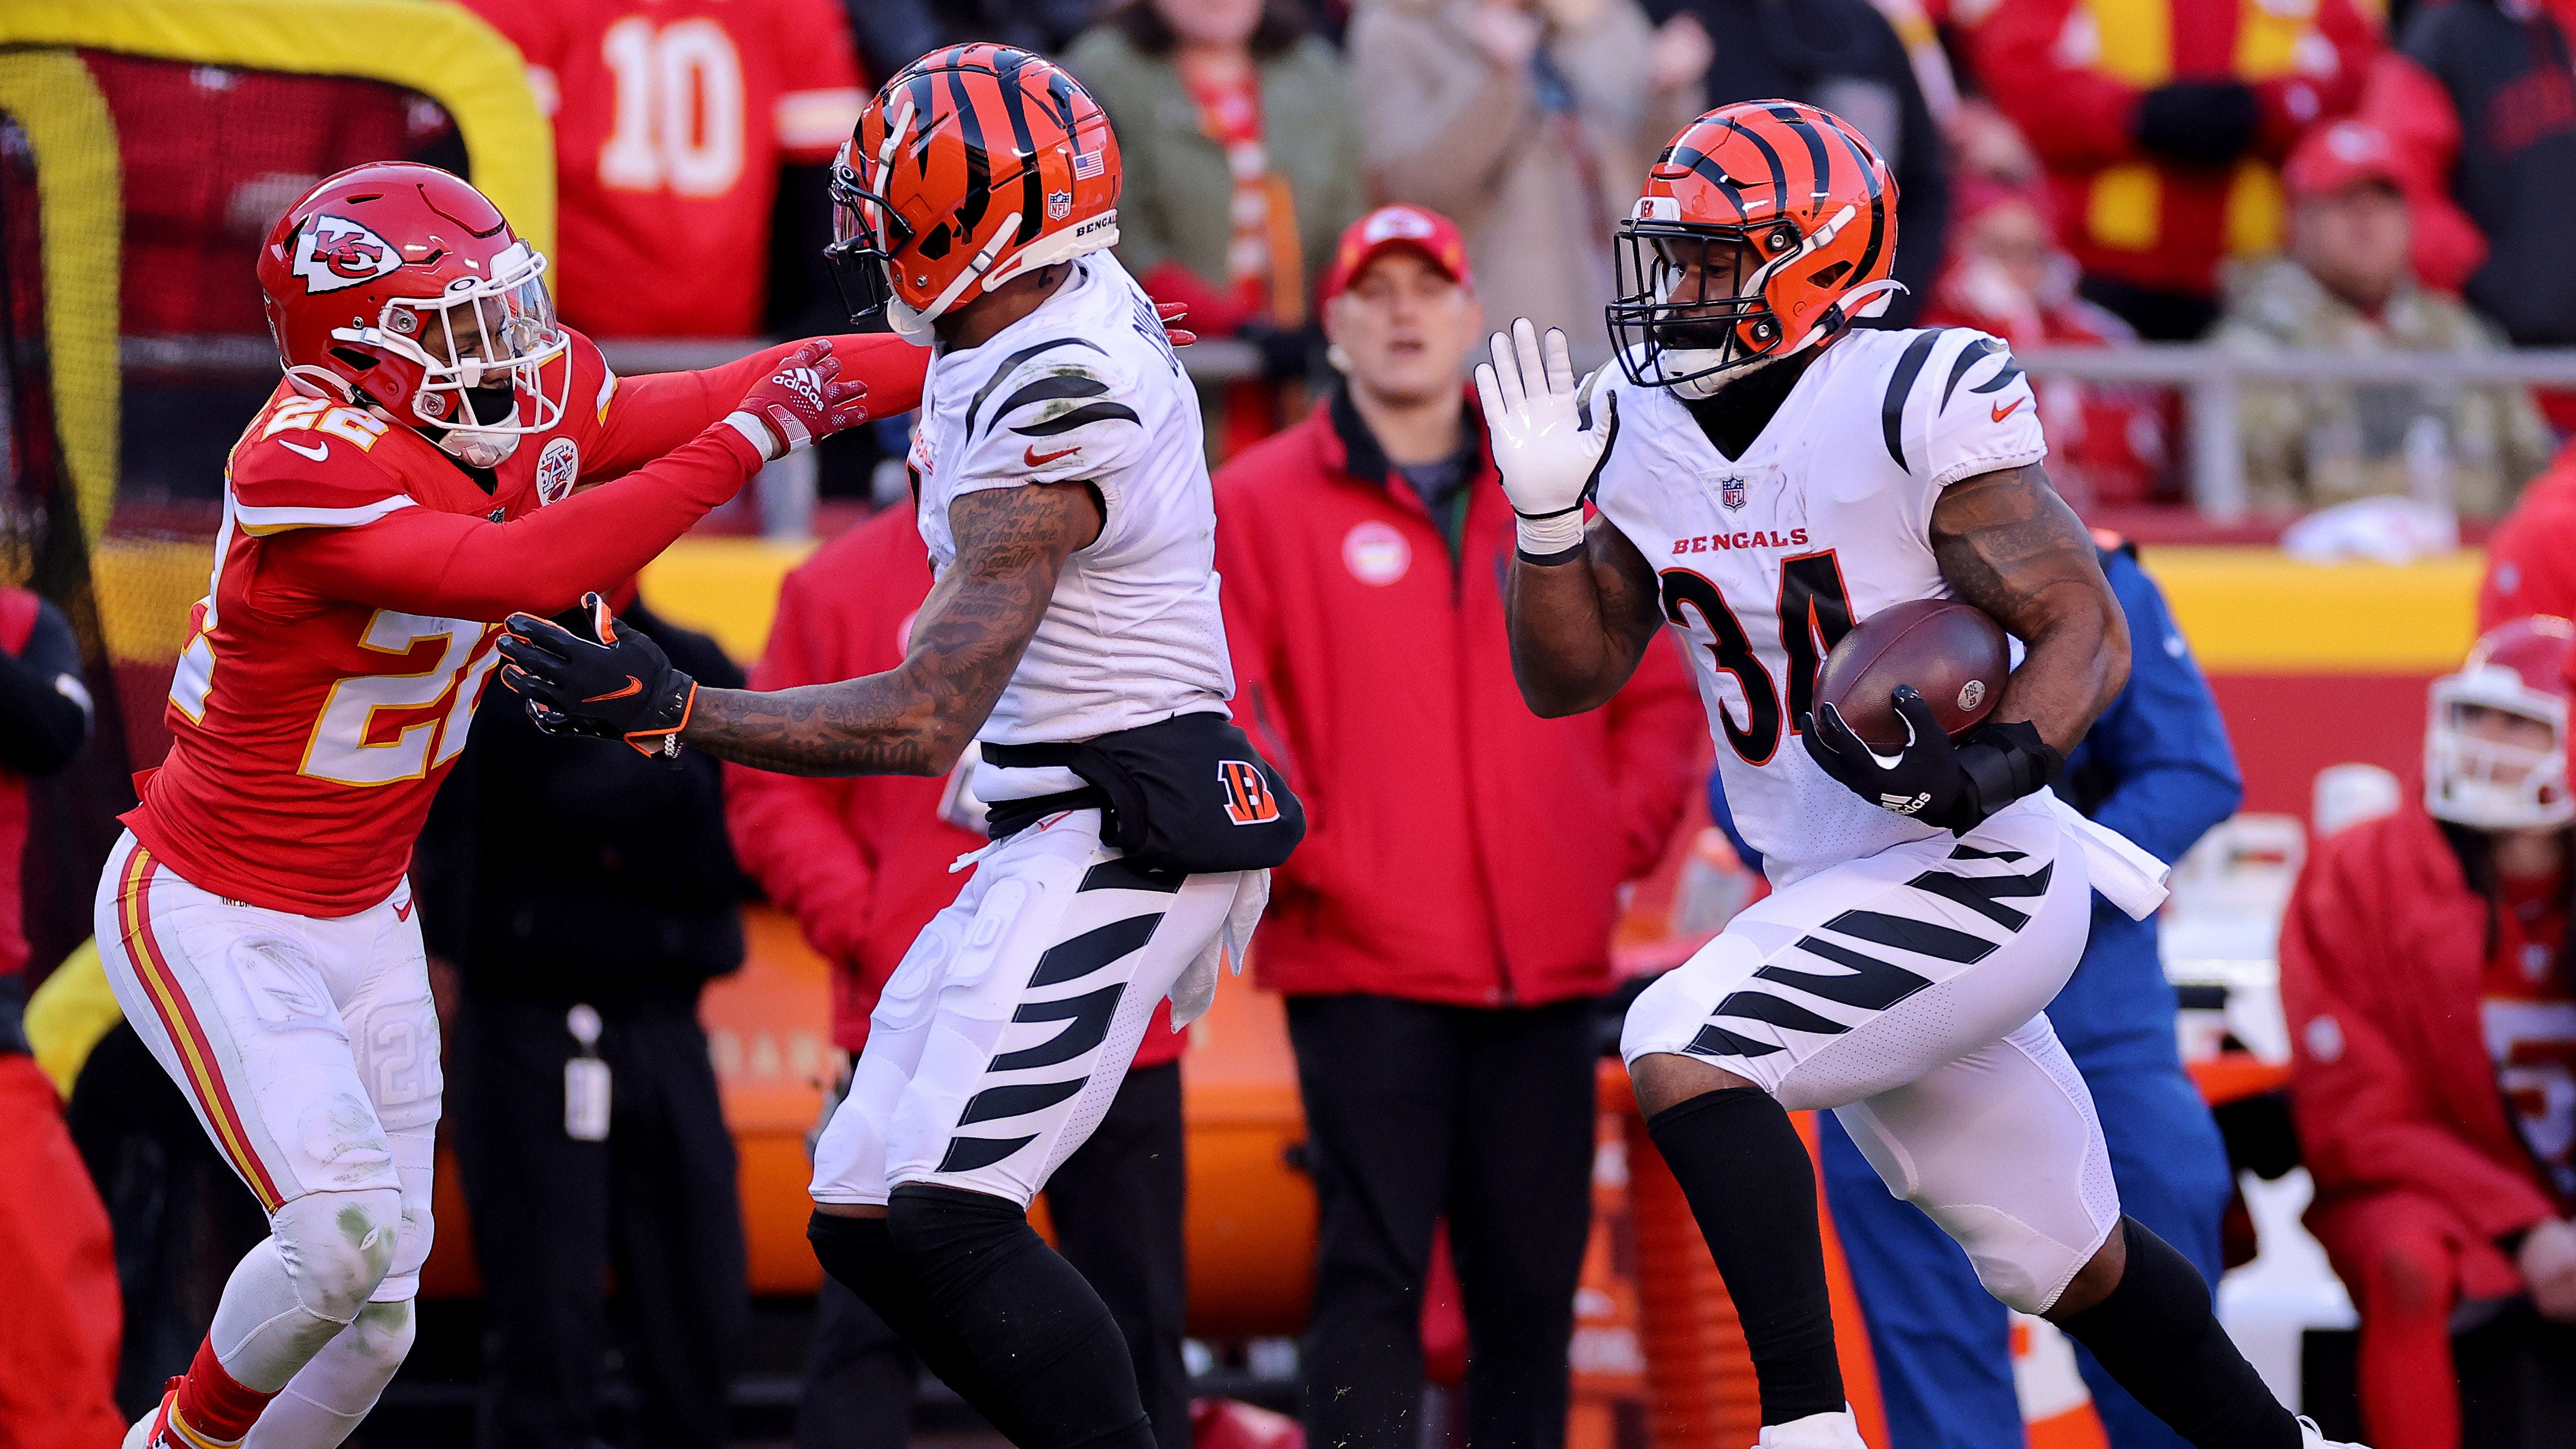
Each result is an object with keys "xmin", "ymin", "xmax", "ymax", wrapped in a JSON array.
[
  {"xmin": 1047, "ymin": 189, "xmax": 1072, "ymax": 221},
  {"xmin": 1718, "ymin": 474, "xmax": 1748, "ymax": 512}
]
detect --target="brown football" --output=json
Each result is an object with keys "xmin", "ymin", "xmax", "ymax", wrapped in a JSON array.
[{"xmin": 1813, "ymin": 599, "xmax": 2010, "ymax": 752}]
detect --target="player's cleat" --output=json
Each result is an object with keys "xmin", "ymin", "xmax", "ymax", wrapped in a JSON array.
[
  {"xmin": 2298, "ymin": 1417, "xmax": 2369, "ymax": 1449},
  {"xmin": 123, "ymin": 1383, "xmax": 236, "ymax": 1449},
  {"xmin": 1751, "ymin": 1409, "xmax": 1870, "ymax": 1449}
]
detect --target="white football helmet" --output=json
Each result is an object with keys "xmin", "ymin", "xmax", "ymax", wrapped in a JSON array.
[{"xmin": 2424, "ymin": 614, "xmax": 2576, "ymax": 830}]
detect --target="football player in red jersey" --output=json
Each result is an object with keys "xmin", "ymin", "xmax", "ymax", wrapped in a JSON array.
[{"xmin": 93, "ymin": 161, "xmax": 923, "ymax": 1449}]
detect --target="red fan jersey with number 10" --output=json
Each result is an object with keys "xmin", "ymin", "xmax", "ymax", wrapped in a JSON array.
[
  {"xmin": 465, "ymin": 0, "xmax": 864, "ymax": 337},
  {"xmin": 122, "ymin": 329, "xmax": 926, "ymax": 916}
]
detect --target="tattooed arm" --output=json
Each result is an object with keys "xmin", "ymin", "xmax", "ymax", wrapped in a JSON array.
[
  {"xmin": 1930, "ymin": 462, "xmax": 2129, "ymax": 752},
  {"xmin": 1504, "ymin": 515, "xmax": 1668, "ymax": 718},
  {"xmin": 681, "ymin": 484, "xmax": 1102, "ymax": 776}
]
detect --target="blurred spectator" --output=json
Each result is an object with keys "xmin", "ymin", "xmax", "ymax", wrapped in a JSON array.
[
  {"xmin": 1922, "ymin": 178, "xmax": 2172, "ymax": 507},
  {"xmin": 2210, "ymin": 120, "xmax": 2550, "ymax": 521},
  {"xmin": 416, "ymin": 595, "xmax": 752, "ymax": 1449},
  {"xmin": 0, "ymin": 586, "xmax": 118, "ymax": 1449},
  {"xmin": 844, "ymin": 0, "xmax": 1106, "ymax": 87},
  {"xmin": 2478, "ymin": 440, "xmax": 2576, "ymax": 631},
  {"xmin": 2280, "ymin": 616, "xmax": 2576, "ymax": 1449},
  {"xmin": 1966, "ymin": 0, "xmax": 2375, "ymax": 341},
  {"xmin": 2377, "ymin": 1, "xmax": 2576, "ymax": 362},
  {"xmin": 1066, "ymin": 0, "xmax": 1366, "ymax": 454},
  {"xmin": 1646, "ymin": 0, "xmax": 1950, "ymax": 326},
  {"xmin": 1349, "ymin": 0, "xmax": 1708, "ymax": 370},
  {"xmin": 1818, "ymin": 539, "xmax": 2240, "ymax": 1449},
  {"xmin": 462, "ymin": 0, "xmax": 864, "ymax": 338},
  {"xmin": 1212, "ymin": 205, "xmax": 1704, "ymax": 1449},
  {"xmin": 726, "ymin": 509, "xmax": 1198, "ymax": 1449}
]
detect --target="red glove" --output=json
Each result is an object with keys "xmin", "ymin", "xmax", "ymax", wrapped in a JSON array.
[
  {"xmin": 724, "ymin": 339, "xmax": 871, "ymax": 461},
  {"xmin": 1158, "ymin": 300, "xmax": 1198, "ymax": 348}
]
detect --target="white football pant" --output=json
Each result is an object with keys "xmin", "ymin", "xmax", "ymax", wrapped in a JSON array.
[{"xmin": 1622, "ymin": 798, "xmax": 2123, "ymax": 1313}]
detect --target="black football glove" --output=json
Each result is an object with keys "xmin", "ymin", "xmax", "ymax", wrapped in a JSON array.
[
  {"xmin": 1801, "ymin": 686, "xmax": 2065, "ymax": 836},
  {"xmin": 497, "ymin": 592, "xmax": 696, "ymax": 757}
]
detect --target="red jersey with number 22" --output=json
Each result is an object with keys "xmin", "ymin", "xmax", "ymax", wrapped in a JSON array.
[{"xmin": 120, "ymin": 329, "xmax": 919, "ymax": 916}]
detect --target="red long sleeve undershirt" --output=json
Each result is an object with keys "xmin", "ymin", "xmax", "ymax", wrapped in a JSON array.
[{"xmin": 266, "ymin": 334, "xmax": 926, "ymax": 622}]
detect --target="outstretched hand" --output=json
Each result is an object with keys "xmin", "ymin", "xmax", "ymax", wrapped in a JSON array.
[
  {"xmin": 730, "ymin": 339, "xmax": 870, "ymax": 460},
  {"xmin": 497, "ymin": 593, "xmax": 698, "ymax": 756},
  {"xmin": 1474, "ymin": 318, "xmax": 1615, "ymax": 556}
]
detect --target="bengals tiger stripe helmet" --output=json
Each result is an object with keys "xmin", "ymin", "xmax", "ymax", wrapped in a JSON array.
[
  {"xmin": 827, "ymin": 45, "xmax": 1121, "ymax": 343},
  {"xmin": 1609, "ymin": 100, "xmax": 1903, "ymax": 396}
]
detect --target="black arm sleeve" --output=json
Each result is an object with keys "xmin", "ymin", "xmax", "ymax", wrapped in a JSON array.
[{"xmin": 0, "ymin": 599, "xmax": 92, "ymax": 776}]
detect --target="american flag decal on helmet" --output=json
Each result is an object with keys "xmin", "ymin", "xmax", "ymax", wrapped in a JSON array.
[{"xmin": 1072, "ymin": 147, "xmax": 1104, "ymax": 180}]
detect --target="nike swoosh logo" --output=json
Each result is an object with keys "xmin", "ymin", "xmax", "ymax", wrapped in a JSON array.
[
  {"xmin": 1024, "ymin": 444, "xmax": 1080, "ymax": 468},
  {"xmin": 1990, "ymin": 397, "xmax": 2024, "ymax": 423},
  {"xmin": 583, "ymin": 677, "xmax": 644, "ymax": 703},
  {"xmin": 276, "ymin": 437, "xmax": 331, "ymax": 462},
  {"xmin": 393, "ymin": 900, "xmax": 413, "ymax": 922}
]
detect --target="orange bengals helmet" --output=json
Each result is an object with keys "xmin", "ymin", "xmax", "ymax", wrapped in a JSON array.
[
  {"xmin": 1609, "ymin": 100, "xmax": 1902, "ymax": 396},
  {"xmin": 827, "ymin": 45, "xmax": 1121, "ymax": 342}
]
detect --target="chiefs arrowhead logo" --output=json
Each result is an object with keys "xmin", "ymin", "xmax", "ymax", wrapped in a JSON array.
[{"xmin": 291, "ymin": 214, "xmax": 403, "ymax": 294}]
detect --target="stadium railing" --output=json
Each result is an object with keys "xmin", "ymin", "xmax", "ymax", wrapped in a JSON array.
[
  {"xmin": 597, "ymin": 339, "xmax": 2576, "ymax": 525},
  {"xmin": 2018, "ymin": 344, "xmax": 2576, "ymax": 521}
]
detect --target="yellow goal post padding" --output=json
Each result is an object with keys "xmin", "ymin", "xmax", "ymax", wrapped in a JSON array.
[{"xmin": 0, "ymin": 0, "xmax": 554, "ymax": 544}]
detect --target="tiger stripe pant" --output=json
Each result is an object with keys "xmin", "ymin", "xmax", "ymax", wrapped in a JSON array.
[
  {"xmin": 1620, "ymin": 798, "xmax": 2123, "ymax": 1314},
  {"xmin": 810, "ymin": 809, "xmax": 1243, "ymax": 1208}
]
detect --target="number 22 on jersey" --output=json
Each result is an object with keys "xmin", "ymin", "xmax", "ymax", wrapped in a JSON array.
[
  {"xmin": 1661, "ymin": 552, "xmax": 1854, "ymax": 765},
  {"xmin": 302, "ymin": 613, "xmax": 502, "ymax": 786}
]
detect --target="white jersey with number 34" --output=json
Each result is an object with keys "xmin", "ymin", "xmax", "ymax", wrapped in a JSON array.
[{"xmin": 1587, "ymin": 327, "xmax": 2047, "ymax": 887}]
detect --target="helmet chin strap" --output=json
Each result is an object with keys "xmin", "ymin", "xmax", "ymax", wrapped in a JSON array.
[{"xmin": 433, "ymin": 384, "xmax": 524, "ymax": 468}]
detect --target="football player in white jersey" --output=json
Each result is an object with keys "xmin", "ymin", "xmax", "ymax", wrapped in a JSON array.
[
  {"xmin": 1480, "ymin": 102, "xmax": 2360, "ymax": 1449},
  {"xmin": 495, "ymin": 46, "xmax": 1295, "ymax": 1449}
]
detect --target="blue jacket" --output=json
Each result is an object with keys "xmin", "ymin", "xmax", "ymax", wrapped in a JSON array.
[{"xmin": 1709, "ymin": 547, "xmax": 2240, "ymax": 1070}]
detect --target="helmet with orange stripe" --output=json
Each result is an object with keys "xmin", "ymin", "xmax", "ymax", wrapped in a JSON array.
[
  {"xmin": 1608, "ymin": 100, "xmax": 1903, "ymax": 397},
  {"xmin": 826, "ymin": 44, "xmax": 1122, "ymax": 343}
]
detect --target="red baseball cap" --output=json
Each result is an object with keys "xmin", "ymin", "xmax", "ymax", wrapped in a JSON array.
[
  {"xmin": 1319, "ymin": 204, "xmax": 1474, "ymax": 302},
  {"xmin": 2283, "ymin": 120, "xmax": 2404, "ymax": 199}
]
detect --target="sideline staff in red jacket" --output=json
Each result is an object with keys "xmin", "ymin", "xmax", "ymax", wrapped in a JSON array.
[
  {"xmin": 2280, "ymin": 617, "xmax": 2576, "ymax": 1449},
  {"xmin": 1214, "ymin": 206, "xmax": 1702, "ymax": 1449},
  {"xmin": 724, "ymin": 508, "xmax": 1193, "ymax": 1449}
]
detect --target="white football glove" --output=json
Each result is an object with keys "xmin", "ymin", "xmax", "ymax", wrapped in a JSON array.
[{"xmin": 1474, "ymin": 318, "xmax": 1617, "ymax": 556}]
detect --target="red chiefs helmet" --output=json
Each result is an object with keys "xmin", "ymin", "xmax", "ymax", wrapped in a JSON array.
[
  {"xmin": 2425, "ymin": 614, "xmax": 2576, "ymax": 829},
  {"xmin": 826, "ymin": 45, "xmax": 1120, "ymax": 342},
  {"xmin": 1609, "ymin": 101, "xmax": 1902, "ymax": 396},
  {"xmin": 257, "ymin": 162, "xmax": 568, "ymax": 459}
]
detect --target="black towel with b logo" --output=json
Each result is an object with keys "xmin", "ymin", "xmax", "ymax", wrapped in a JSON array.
[{"xmin": 982, "ymin": 710, "xmax": 1305, "ymax": 874}]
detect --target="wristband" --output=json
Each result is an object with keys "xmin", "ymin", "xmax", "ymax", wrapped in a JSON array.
[
  {"xmin": 1950, "ymin": 719, "xmax": 2066, "ymax": 830},
  {"xmin": 1517, "ymin": 541, "xmax": 1588, "ymax": 567},
  {"xmin": 723, "ymin": 411, "xmax": 782, "ymax": 462},
  {"xmin": 1514, "ymin": 508, "xmax": 1585, "ymax": 556}
]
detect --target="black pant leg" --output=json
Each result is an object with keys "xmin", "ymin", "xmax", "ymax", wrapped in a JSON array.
[
  {"xmin": 1046, "ymin": 1060, "xmax": 1192, "ymax": 1449},
  {"xmin": 1287, "ymin": 996, "xmax": 1465, "ymax": 1449},
  {"xmin": 450, "ymin": 996, "xmax": 612, "ymax": 1449},
  {"xmin": 605, "ymin": 1007, "xmax": 751, "ymax": 1449},
  {"xmin": 797, "ymin": 1273, "xmax": 920, "ymax": 1449},
  {"xmin": 1448, "ymin": 1001, "xmax": 1601, "ymax": 1449}
]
